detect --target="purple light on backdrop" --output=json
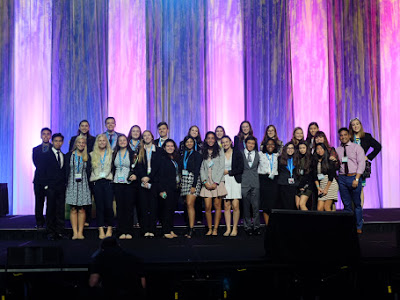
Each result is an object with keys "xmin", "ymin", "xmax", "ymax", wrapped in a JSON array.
[
  {"xmin": 289, "ymin": 0, "xmax": 330, "ymax": 136},
  {"xmin": 108, "ymin": 0, "xmax": 147, "ymax": 135},
  {"xmin": 13, "ymin": 0, "xmax": 52, "ymax": 214},
  {"xmin": 380, "ymin": 0, "xmax": 400, "ymax": 207},
  {"xmin": 206, "ymin": 0, "xmax": 245, "ymax": 137}
]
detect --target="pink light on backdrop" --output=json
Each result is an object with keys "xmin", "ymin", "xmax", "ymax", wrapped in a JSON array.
[
  {"xmin": 13, "ymin": 0, "xmax": 52, "ymax": 214},
  {"xmin": 289, "ymin": 0, "xmax": 330, "ymax": 136},
  {"xmin": 380, "ymin": 0, "xmax": 400, "ymax": 207},
  {"xmin": 108, "ymin": 0, "xmax": 146, "ymax": 135},
  {"xmin": 206, "ymin": 0, "xmax": 244, "ymax": 138}
]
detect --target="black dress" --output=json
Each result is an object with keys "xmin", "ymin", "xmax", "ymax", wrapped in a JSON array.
[{"xmin": 259, "ymin": 153, "xmax": 279, "ymax": 213}]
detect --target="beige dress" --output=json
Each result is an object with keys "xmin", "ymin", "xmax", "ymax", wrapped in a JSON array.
[{"xmin": 200, "ymin": 158, "xmax": 227, "ymax": 198}]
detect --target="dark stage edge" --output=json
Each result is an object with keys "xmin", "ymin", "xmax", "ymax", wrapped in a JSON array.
[{"xmin": 1, "ymin": 209, "xmax": 400, "ymax": 299}]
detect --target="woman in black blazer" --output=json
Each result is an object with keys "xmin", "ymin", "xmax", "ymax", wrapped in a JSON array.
[
  {"xmin": 158, "ymin": 139, "xmax": 181, "ymax": 239},
  {"xmin": 179, "ymin": 136, "xmax": 202, "ymax": 238},
  {"xmin": 349, "ymin": 117, "xmax": 382, "ymax": 207},
  {"xmin": 69, "ymin": 120, "xmax": 96, "ymax": 153},
  {"xmin": 221, "ymin": 136, "xmax": 243, "ymax": 237},
  {"xmin": 137, "ymin": 130, "xmax": 162, "ymax": 238},
  {"xmin": 233, "ymin": 121, "xmax": 258, "ymax": 151}
]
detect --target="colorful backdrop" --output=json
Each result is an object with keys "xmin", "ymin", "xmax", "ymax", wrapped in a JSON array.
[{"xmin": 0, "ymin": 0, "xmax": 399, "ymax": 214}]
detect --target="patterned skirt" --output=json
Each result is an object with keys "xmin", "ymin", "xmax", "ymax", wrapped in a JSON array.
[
  {"xmin": 180, "ymin": 172, "xmax": 202, "ymax": 197},
  {"xmin": 318, "ymin": 175, "xmax": 338, "ymax": 201}
]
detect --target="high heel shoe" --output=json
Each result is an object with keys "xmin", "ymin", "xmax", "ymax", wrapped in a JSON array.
[{"xmin": 185, "ymin": 228, "xmax": 194, "ymax": 238}]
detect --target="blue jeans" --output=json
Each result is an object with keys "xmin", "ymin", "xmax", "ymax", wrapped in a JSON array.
[{"xmin": 338, "ymin": 175, "xmax": 363, "ymax": 229}]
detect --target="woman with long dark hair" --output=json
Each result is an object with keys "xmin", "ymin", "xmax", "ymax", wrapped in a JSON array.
[
  {"xmin": 179, "ymin": 136, "xmax": 202, "ymax": 238},
  {"xmin": 69, "ymin": 120, "xmax": 96, "ymax": 153},
  {"xmin": 158, "ymin": 139, "xmax": 180, "ymax": 239},
  {"xmin": 277, "ymin": 142, "xmax": 298, "ymax": 210},
  {"xmin": 127, "ymin": 125, "xmax": 142, "ymax": 154},
  {"xmin": 234, "ymin": 121, "xmax": 258, "ymax": 151},
  {"xmin": 260, "ymin": 125, "xmax": 283, "ymax": 154},
  {"xmin": 215, "ymin": 126, "xmax": 226, "ymax": 148},
  {"xmin": 294, "ymin": 141, "xmax": 313, "ymax": 210},
  {"xmin": 305, "ymin": 122, "xmax": 319, "ymax": 152},
  {"xmin": 200, "ymin": 132, "xmax": 227, "ymax": 236},
  {"xmin": 312, "ymin": 143, "xmax": 339, "ymax": 211}
]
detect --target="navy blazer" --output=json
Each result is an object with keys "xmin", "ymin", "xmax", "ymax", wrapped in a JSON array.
[
  {"xmin": 43, "ymin": 149, "xmax": 66, "ymax": 188},
  {"xmin": 33, "ymin": 143, "xmax": 52, "ymax": 184}
]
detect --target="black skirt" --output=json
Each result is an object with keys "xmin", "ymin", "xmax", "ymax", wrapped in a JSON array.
[{"xmin": 259, "ymin": 174, "xmax": 279, "ymax": 212}]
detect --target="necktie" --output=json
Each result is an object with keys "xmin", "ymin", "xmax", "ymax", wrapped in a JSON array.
[
  {"xmin": 57, "ymin": 150, "xmax": 61, "ymax": 168},
  {"xmin": 43, "ymin": 145, "xmax": 49, "ymax": 153},
  {"xmin": 342, "ymin": 144, "xmax": 349, "ymax": 174},
  {"xmin": 247, "ymin": 152, "xmax": 252, "ymax": 162},
  {"xmin": 109, "ymin": 134, "xmax": 113, "ymax": 146}
]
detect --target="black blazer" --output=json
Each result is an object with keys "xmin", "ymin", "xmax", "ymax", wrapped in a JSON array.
[
  {"xmin": 69, "ymin": 135, "xmax": 96, "ymax": 153},
  {"xmin": 312, "ymin": 159, "xmax": 337, "ymax": 182},
  {"xmin": 233, "ymin": 136, "xmax": 258, "ymax": 151},
  {"xmin": 178, "ymin": 150, "xmax": 202, "ymax": 188},
  {"xmin": 158, "ymin": 154, "xmax": 179, "ymax": 192},
  {"xmin": 359, "ymin": 133, "xmax": 381, "ymax": 161},
  {"xmin": 277, "ymin": 159, "xmax": 299, "ymax": 186},
  {"xmin": 43, "ymin": 149, "xmax": 66, "ymax": 187},
  {"xmin": 33, "ymin": 143, "xmax": 52, "ymax": 184},
  {"xmin": 227, "ymin": 148, "xmax": 244, "ymax": 183},
  {"xmin": 65, "ymin": 152, "xmax": 92, "ymax": 182},
  {"xmin": 136, "ymin": 147, "xmax": 162, "ymax": 184}
]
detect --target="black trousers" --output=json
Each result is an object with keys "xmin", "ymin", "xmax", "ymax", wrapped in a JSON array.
[
  {"xmin": 160, "ymin": 189, "xmax": 179, "ymax": 234},
  {"xmin": 139, "ymin": 186, "xmax": 158, "ymax": 234},
  {"xmin": 34, "ymin": 184, "xmax": 46, "ymax": 226},
  {"xmin": 279, "ymin": 185, "xmax": 297, "ymax": 210},
  {"xmin": 46, "ymin": 184, "xmax": 66, "ymax": 235},
  {"xmin": 93, "ymin": 179, "xmax": 114, "ymax": 227},
  {"xmin": 114, "ymin": 183, "xmax": 135, "ymax": 235}
]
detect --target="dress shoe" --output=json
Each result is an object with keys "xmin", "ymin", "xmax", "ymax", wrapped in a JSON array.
[
  {"xmin": 253, "ymin": 228, "xmax": 261, "ymax": 236},
  {"xmin": 244, "ymin": 229, "xmax": 253, "ymax": 236}
]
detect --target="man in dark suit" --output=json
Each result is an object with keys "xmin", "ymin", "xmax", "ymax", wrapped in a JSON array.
[
  {"xmin": 32, "ymin": 127, "xmax": 52, "ymax": 228},
  {"xmin": 241, "ymin": 136, "xmax": 261, "ymax": 236},
  {"xmin": 104, "ymin": 117, "xmax": 121, "ymax": 150},
  {"xmin": 44, "ymin": 133, "xmax": 67, "ymax": 240},
  {"xmin": 154, "ymin": 122, "xmax": 169, "ymax": 148}
]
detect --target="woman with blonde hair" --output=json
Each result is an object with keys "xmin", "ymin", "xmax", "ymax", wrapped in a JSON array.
[
  {"xmin": 65, "ymin": 136, "xmax": 92, "ymax": 239},
  {"xmin": 90, "ymin": 134, "xmax": 114, "ymax": 239}
]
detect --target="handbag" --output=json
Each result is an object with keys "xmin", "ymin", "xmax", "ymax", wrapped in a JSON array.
[{"xmin": 362, "ymin": 160, "xmax": 371, "ymax": 179}]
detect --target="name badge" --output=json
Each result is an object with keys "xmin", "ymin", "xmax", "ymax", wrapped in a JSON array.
[
  {"xmin": 176, "ymin": 176, "xmax": 180, "ymax": 184},
  {"xmin": 75, "ymin": 173, "xmax": 82, "ymax": 182},
  {"xmin": 99, "ymin": 172, "xmax": 106, "ymax": 178},
  {"xmin": 299, "ymin": 169, "xmax": 304, "ymax": 175},
  {"xmin": 118, "ymin": 176, "xmax": 125, "ymax": 183},
  {"xmin": 288, "ymin": 178, "xmax": 295, "ymax": 184},
  {"xmin": 268, "ymin": 174, "xmax": 275, "ymax": 180},
  {"xmin": 182, "ymin": 170, "xmax": 189, "ymax": 176},
  {"xmin": 342, "ymin": 156, "xmax": 348, "ymax": 163},
  {"xmin": 208, "ymin": 161, "xmax": 214, "ymax": 168},
  {"xmin": 317, "ymin": 173, "xmax": 325, "ymax": 181}
]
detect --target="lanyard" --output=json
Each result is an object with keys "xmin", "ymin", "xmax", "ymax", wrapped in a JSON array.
[
  {"xmin": 286, "ymin": 158, "xmax": 294, "ymax": 178},
  {"xmin": 100, "ymin": 149, "xmax": 107, "ymax": 170},
  {"xmin": 130, "ymin": 139, "xmax": 140, "ymax": 151},
  {"xmin": 194, "ymin": 139, "xmax": 198, "ymax": 151},
  {"xmin": 119, "ymin": 150, "xmax": 128, "ymax": 168},
  {"xmin": 171, "ymin": 160, "xmax": 178, "ymax": 174},
  {"xmin": 158, "ymin": 139, "xmax": 164, "ymax": 147},
  {"xmin": 266, "ymin": 153, "xmax": 274, "ymax": 172},
  {"xmin": 183, "ymin": 150, "xmax": 193, "ymax": 170},
  {"xmin": 243, "ymin": 140, "xmax": 246, "ymax": 149},
  {"xmin": 106, "ymin": 132, "xmax": 115, "ymax": 147},
  {"xmin": 146, "ymin": 145, "xmax": 153, "ymax": 163},
  {"xmin": 75, "ymin": 151, "xmax": 83, "ymax": 173}
]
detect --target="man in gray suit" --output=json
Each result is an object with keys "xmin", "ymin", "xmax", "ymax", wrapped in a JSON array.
[{"xmin": 241, "ymin": 136, "xmax": 261, "ymax": 236}]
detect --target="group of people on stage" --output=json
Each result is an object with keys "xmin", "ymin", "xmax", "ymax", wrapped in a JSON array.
[{"xmin": 32, "ymin": 117, "xmax": 381, "ymax": 240}]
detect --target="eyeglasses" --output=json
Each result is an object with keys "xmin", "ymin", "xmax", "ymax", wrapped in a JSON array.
[{"xmin": 287, "ymin": 147, "xmax": 295, "ymax": 150}]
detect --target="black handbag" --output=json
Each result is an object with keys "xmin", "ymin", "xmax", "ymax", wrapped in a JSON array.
[{"xmin": 362, "ymin": 160, "xmax": 371, "ymax": 179}]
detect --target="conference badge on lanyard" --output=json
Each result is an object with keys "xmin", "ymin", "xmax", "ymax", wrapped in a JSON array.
[
  {"xmin": 74, "ymin": 151, "xmax": 83, "ymax": 182},
  {"xmin": 287, "ymin": 158, "xmax": 295, "ymax": 184}
]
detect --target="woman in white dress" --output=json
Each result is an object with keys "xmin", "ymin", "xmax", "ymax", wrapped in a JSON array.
[{"xmin": 221, "ymin": 136, "xmax": 243, "ymax": 237}]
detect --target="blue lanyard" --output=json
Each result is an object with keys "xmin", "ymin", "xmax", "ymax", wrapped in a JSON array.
[
  {"xmin": 75, "ymin": 151, "xmax": 83, "ymax": 173},
  {"xmin": 243, "ymin": 140, "xmax": 246, "ymax": 149},
  {"xmin": 130, "ymin": 139, "xmax": 140, "ymax": 151},
  {"xmin": 286, "ymin": 158, "xmax": 294, "ymax": 178},
  {"xmin": 266, "ymin": 153, "xmax": 274, "ymax": 172},
  {"xmin": 183, "ymin": 150, "xmax": 193, "ymax": 170},
  {"xmin": 106, "ymin": 132, "xmax": 115, "ymax": 147},
  {"xmin": 146, "ymin": 145, "xmax": 153, "ymax": 162},
  {"xmin": 158, "ymin": 139, "xmax": 164, "ymax": 147},
  {"xmin": 100, "ymin": 149, "xmax": 107, "ymax": 169},
  {"xmin": 119, "ymin": 150, "xmax": 128, "ymax": 168},
  {"xmin": 171, "ymin": 160, "xmax": 178, "ymax": 174},
  {"xmin": 194, "ymin": 139, "xmax": 198, "ymax": 151}
]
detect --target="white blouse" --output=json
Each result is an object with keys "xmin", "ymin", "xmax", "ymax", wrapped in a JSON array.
[{"xmin": 258, "ymin": 152, "xmax": 279, "ymax": 175}]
